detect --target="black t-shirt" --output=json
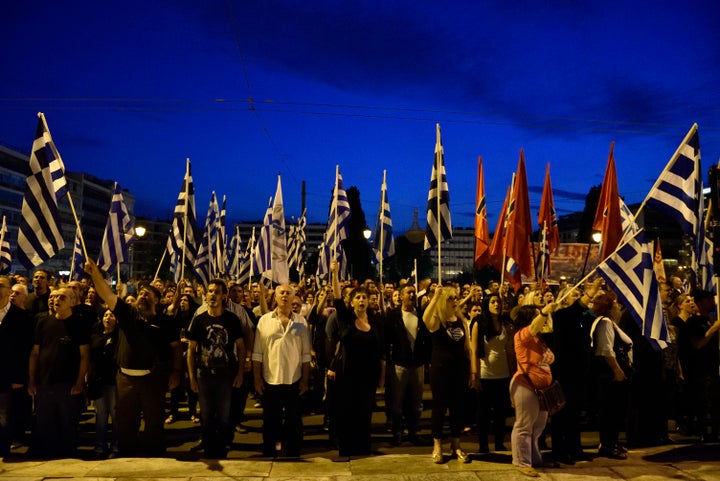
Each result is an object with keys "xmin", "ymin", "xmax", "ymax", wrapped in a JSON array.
[
  {"xmin": 187, "ymin": 310, "xmax": 242, "ymax": 370},
  {"xmin": 113, "ymin": 298, "xmax": 176, "ymax": 371},
  {"xmin": 34, "ymin": 312, "xmax": 91, "ymax": 386},
  {"xmin": 683, "ymin": 314, "xmax": 720, "ymax": 378}
]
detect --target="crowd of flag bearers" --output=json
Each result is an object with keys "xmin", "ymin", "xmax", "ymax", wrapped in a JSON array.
[{"xmin": 0, "ymin": 114, "xmax": 718, "ymax": 473}]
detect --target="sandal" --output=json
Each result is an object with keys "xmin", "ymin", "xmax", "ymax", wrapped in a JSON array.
[
  {"xmin": 453, "ymin": 449, "xmax": 470, "ymax": 463},
  {"xmin": 515, "ymin": 466, "xmax": 540, "ymax": 477},
  {"xmin": 164, "ymin": 415, "xmax": 174, "ymax": 424},
  {"xmin": 432, "ymin": 451, "xmax": 443, "ymax": 464}
]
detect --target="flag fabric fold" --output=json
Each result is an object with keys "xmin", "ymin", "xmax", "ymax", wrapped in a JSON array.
[
  {"xmin": 270, "ymin": 176, "xmax": 289, "ymax": 285},
  {"xmin": 536, "ymin": 163, "xmax": 558, "ymax": 282},
  {"xmin": 17, "ymin": 113, "xmax": 69, "ymax": 268},
  {"xmin": 316, "ymin": 167, "xmax": 351, "ymax": 280},
  {"xmin": 373, "ymin": 170, "xmax": 395, "ymax": 264},
  {"xmin": 488, "ymin": 184, "xmax": 511, "ymax": 274},
  {"xmin": 167, "ymin": 159, "xmax": 198, "ymax": 278},
  {"xmin": 504, "ymin": 150, "xmax": 533, "ymax": 291},
  {"xmin": 238, "ymin": 227, "xmax": 254, "ymax": 285},
  {"xmin": 97, "ymin": 182, "xmax": 135, "ymax": 273},
  {"xmin": 424, "ymin": 124, "xmax": 452, "ymax": 250},
  {"xmin": 595, "ymin": 230, "xmax": 669, "ymax": 349},
  {"xmin": 288, "ymin": 210, "xmax": 307, "ymax": 279},
  {"xmin": 70, "ymin": 227, "xmax": 84, "ymax": 281},
  {"xmin": 194, "ymin": 192, "xmax": 220, "ymax": 287},
  {"xmin": 216, "ymin": 195, "xmax": 227, "ymax": 277},
  {"xmin": 593, "ymin": 142, "xmax": 623, "ymax": 261},
  {"xmin": 474, "ymin": 157, "xmax": 490, "ymax": 270},
  {"xmin": 226, "ymin": 226, "xmax": 242, "ymax": 279},
  {"xmin": 0, "ymin": 216, "xmax": 11, "ymax": 274},
  {"xmin": 252, "ymin": 198, "xmax": 273, "ymax": 279},
  {"xmin": 644, "ymin": 124, "xmax": 703, "ymax": 274}
]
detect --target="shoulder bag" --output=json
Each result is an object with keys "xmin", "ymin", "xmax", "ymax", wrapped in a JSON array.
[{"xmin": 518, "ymin": 359, "xmax": 566, "ymax": 415}]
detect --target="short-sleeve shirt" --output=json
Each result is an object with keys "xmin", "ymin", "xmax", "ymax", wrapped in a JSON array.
[
  {"xmin": 187, "ymin": 310, "xmax": 242, "ymax": 370},
  {"xmin": 252, "ymin": 310, "xmax": 311, "ymax": 385},
  {"xmin": 513, "ymin": 326, "xmax": 554, "ymax": 389},
  {"xmin": 34, "ymin": 312, "xmax": 91, "ymax": 386}
]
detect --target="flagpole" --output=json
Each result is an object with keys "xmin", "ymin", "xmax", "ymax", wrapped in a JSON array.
[
  {"xmin": 154, "ymin": 246, "xmax": 168, "ymax": 281},
  {"xmin": 435, "ymin": 128, "xmax": 443, "ymax": 285},
  {"xmin": 334, "ymin": 165, "xmax": 339, "ymax": 263},
  {"xmin": 180, "ymin": 158, "xmax": 190, "ymax": 280},
  {"xmin": 633, "ymin": 124, "xmax": 698, "ymax": 222},
  {"xmin": 379, "ymin": 170, "xmax": 386, "ymax": 285}
]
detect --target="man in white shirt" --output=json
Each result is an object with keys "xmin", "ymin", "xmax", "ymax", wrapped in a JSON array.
[{"xmin": 252, "ymin": 284, "xmax": 311, "ymax": 458}]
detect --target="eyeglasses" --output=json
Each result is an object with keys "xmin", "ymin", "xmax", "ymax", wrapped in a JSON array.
[{"xmin": 447, "ymin": 296, "xmax": 457, "ymax": 301}]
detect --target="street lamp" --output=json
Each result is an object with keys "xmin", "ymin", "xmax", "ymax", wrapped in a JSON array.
[
  {"xmin": 363, "ymin": 227, "xmax": 372, "ymax": 240},
  {"xmin": 130, "ymin": 225, "xmax": 146, "ymax": 279},
  {"xmin": 591, "ymin": 231, "xmax": 602, "ymax": 243}
]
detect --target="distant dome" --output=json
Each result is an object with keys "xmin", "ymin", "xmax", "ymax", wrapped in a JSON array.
[{"xmin": 406, "ymin": 208, "xmax": 425, "ymax": 244}]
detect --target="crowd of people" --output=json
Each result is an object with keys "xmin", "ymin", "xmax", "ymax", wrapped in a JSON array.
[{"xmin": 0, "ymin": 265, "xmax": 718, "ymax": 477}]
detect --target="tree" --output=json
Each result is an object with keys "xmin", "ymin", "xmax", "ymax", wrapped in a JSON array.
[{"xmin": 344, "ymin": 186, "xmax": 374, "ymax": 281}]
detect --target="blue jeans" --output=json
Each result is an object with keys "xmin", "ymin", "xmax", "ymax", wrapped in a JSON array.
[
  {"xmin": 388, "ymin": 364, "xmax": 424, "ymax": 436},
  {"xmin": 94, "ymin": 384, "xmax": 117, "ymax": 453},
  {"xmin": 197, "ymin": 368, "xmax": 233, "ymax": 456}
]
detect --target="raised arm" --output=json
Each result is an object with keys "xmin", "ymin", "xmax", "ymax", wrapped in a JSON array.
[
  {"xmin": 422, "ymin": 287, "xmax": 442, "ymax": 332},
  {"xmin": 84, "ymin": 258, "xmax": 118, "ymax": 310}
]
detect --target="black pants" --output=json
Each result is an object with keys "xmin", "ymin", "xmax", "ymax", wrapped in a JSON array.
[
  {"xmin": 262, "ymin": 382, "xmax": 302, "ymax": 456},
  {"xmin": 477, "ymin": 377, "xmax": 511, "ymax": 446},
  {"xmin": 430, "ymin": 365, "xmax": 466, "ymax": 439},
  {"xmin": 116, "ymin": 372, "xmax": 167, "ymax": 456},
  {"xmin": 596, "ymin": 377, "xmax": 629, "ymax": 450},
  {"xmin": 550, "ymin": 379, "xmax": 584, "ymax": 456}
]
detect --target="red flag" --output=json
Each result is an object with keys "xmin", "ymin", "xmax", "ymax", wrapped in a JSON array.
[
  {"xmin": 538, "ymin": 163, "xmax": 559, "ymax": 253},
  {"xmin": 488, "ymin": 184, "xmax": 510, "ymax": 274},
  {"xmin": 474, "ymin": 156, "xmax": 490, "ymax": 269},
  {"xmin": 505, "ymin": 149, "xmax": 534, "ymax": 291},
  {"xmin": 592, "ymin": 142, "xmax": 623, "ymax": 260}
]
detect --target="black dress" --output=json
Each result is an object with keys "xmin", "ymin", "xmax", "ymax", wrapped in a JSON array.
[
  {"xmin": 332, "ymin": 300, "xmax": 383, "ymax": 457},
  {"xmin": 429, "ymin": 319, "xmax": 468, "ymax": 439}
]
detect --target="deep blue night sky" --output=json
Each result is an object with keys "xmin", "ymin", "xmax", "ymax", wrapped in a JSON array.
[{"xmin": 2, "ymin": 1, "xmax": 720, "ymax": 232}]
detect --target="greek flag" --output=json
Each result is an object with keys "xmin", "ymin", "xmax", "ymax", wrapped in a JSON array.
[
  {"xmin": 288, "ymin": 210, "xmax": 307, "ymax": 279},
  {"xmin": 270, "ymin": 176, "xmax": 289, "ymax": 285},
  {"xmin": 424, "ymin": 123, "xmax": 452, "ymax": 250},
  {"xmin": 194, "ymin": 192, "xmax": 219, "ymax": 287},
  {"xmin": 216, "ymin": 195, "xmax": 227, "ymax": 277},
  {"xmin": 226, "ymin": 226, "xmax": 242, "ymax": 279},
  {"xmin": 619, "ymin": 197, "xmax": 640, "ymax": 240},
  {"xmin": 373, "ymin": 170, "xmax": 395, "ymax": 263},
  {"xmin": 596, "ymin": 230, "xmax": 669, "ymax": 349},
  {"xmin": 98, "ymin": 182, "xmax": 135, "ymax": 273},
  {"xmin": 316, "ymin": 167, "xmax": 351, "ymax": 280},
  {"xmin": 168, "ymin": 159, "xmax": 199, "ymax": 276},
  {"xmin": 252, "ymin": 198, "xmax": 273, "ymax": 278},
  {"xmin": 17, "ymin": 113, "xmax": 68, "ymax": 268},
  {"xmin": 0, "ymin": 216, "xmax": 11, "ymax": 274},
  {"xmin": 238, "ymin": 227, "xmax": 254, "ymax": 285},
  {"xmin": 69, "ymin": 227, "xmax": 84, "ymax": 281}
]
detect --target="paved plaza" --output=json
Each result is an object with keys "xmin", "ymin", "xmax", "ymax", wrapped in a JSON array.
[{"xmin": 1, "ymin": 399, "xmax": 718, "ymax": 480}]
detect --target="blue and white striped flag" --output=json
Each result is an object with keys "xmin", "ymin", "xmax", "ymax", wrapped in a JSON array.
[
  {"xmin": 596, "ymin": 230, "xmax": 669, "ymax": 350},
  {"xmin": 17, "ymin": 113, "xmax": 68, "ymax": 268},
  {"xmin": 373, "ymin": 170, "xmax": 395, "ymax": 264},
  {"xmin": 424, "ymin": 123, "xmax": 452, "ymax": 250},
  {"xmin": 70, "ymin": 227, "xmax": 84, "ymax": 280},
  {"xmin": 98, "ymin": 182, "xmax": 135, "ymax": 273},
  {"xmin": 167, "ymin": 159, "xmax": 198, "ymax": 278},
  {"xmin": 216, "ymin": 195, "xmax": 227, "ymax": 277},
  {"xmin": 194, "ymin": 192, "xmax": 220, "ymax": 287},
  {"xmin": 619, "ymin": 198, "xmax": 640, "ymax": 240},
  {"xmin": 238, "ymin": 227, "xmax": 254, "ymax": 285},
  {"xmin": 645, "ymin": 124, "xmax": 701, "ymax": 258},
  {"xmin": 288, "ymin": 210, "xmax": 307, "ymax": 278},
  {"xmin": 270, "ymin": 176, "xmax": 289, "ymax": 285},
  {"xmin": 316, "ymin": 167, "xmax": 351, "ymax": 280},
  {"xmin": 0, "ymin": 216, "xmax": 11, "ymax": 274},
  {"xmin": 226, "ymin": 225, "xmax": 242, "ymax": 279},
  {"xmin": 252, "ymin": 198, "xmax": 273, "ymax": 278}
]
